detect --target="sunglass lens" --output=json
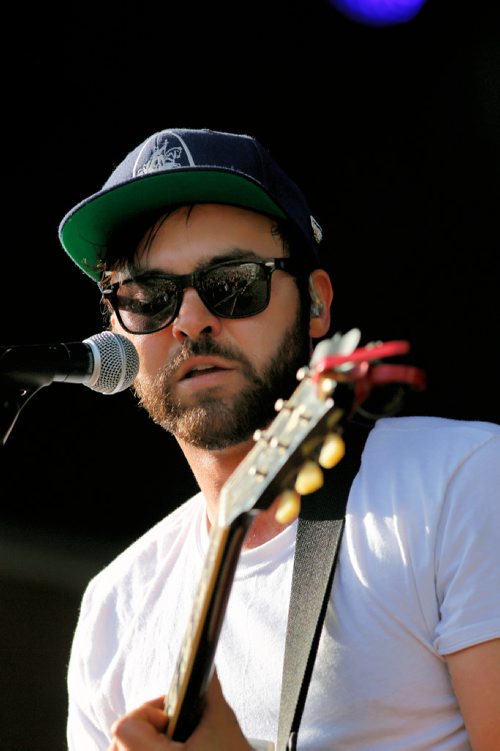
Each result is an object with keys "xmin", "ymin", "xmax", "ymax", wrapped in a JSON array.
[
  {"xmin": 202, "ymin": 263, "xmax": 269, "ymax": 317},
  {"xmin": 116, "ymin": 278, "xmax": 178, "ymax": 333}
]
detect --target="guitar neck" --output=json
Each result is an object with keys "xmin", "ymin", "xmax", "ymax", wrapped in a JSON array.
[
  {"xmin": 160, "ymin": 329, "xmax": 423, "ymax": 742},
  {"xmin": 164, "ymin": 512, "xmax": 253, "ymax": 741},
  {"xmin": 164, "ymin": 374, "xmax": 342, "ymax": 740}
]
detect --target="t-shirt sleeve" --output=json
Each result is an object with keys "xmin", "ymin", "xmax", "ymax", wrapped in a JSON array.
[
  {"xmin": 433, "ymin": 434, "xmax": 500, "ymax": 654},
  {"xmin": 66, "ymin": 577, "xmax": 114, "ymax": 750},
  {"xmin": 67, "ymin": 700, "xmax": 110, "ymax": 751}
]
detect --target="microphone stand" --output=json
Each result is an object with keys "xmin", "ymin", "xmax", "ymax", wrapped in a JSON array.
[
  {"xmin": 0, "ymin": 345, "xmax": 72, "ymax": 446},
  {"xmin": 0, "ymin": 379, "xmax": 47, "ymax": 446}
]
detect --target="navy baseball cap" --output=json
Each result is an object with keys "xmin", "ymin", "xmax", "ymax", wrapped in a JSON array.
[{"xmin": 58, "ymin": 128, "xmax": 323, "ymax": 281}]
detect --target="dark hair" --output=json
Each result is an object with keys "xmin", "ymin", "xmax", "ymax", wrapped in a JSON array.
[
  {"xmin": 97, "ymin": 209, "xmax": 170, "ymax": 282},
  {"xmin": 101, "ymin": 204, "xmax": 318, "ymax": 271}
]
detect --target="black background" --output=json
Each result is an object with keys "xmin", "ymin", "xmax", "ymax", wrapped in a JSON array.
[{"xmin": 0, "ymin": 1, "xmax": 499, "ymax": 748}]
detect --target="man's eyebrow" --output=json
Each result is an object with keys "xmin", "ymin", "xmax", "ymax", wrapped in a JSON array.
[{"xmin": 194, "ymin": 249, "xmax": 265, "ymax": 269}]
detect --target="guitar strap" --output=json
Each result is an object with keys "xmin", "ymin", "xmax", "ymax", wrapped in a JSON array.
[{"xmin": 277, "ymin": 420, "xmax": 370, "ymax": 751}]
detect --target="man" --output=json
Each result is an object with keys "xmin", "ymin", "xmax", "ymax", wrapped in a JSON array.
[{"xmin": 59, "ymin": 128, "xmax": 500, "ymax": 750}]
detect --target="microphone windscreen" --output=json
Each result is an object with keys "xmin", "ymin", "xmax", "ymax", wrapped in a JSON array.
[{"xmin": 84, "ymin": 332, "xmax": 140, "ymax": 394}]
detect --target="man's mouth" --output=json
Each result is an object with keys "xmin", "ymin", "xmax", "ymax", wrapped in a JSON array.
[
  {"xmin": 182, "ymin": 364, "xmax": 223, "ymax": 380},
  {"xmin": 175, "ymin": 356, "xmax": 236, "ymax": 385}
]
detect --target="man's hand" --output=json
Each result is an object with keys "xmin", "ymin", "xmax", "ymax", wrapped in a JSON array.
[
  {"xmin": 108, "ymin": 696, "xmax": 169, "ymax": 750},
  {"xmin": 108, "ymin": 671, "xmax": 252, "ymax": 751}
]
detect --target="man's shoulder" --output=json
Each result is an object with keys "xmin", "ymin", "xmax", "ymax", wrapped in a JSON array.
[
  {"xmin": 370, "ymin": 414, "xmax": 500, "ymax": 442},
  {"xmin": 364, "ymin": 415, "xmax": 499, "ymax": 471},
  {"xmin": 84, "ymin": 491, "xmax": 204, "ymax": 603},
  {"xmin": 121, "ymin": 490, "xmax": 204, "ymax": 553}
]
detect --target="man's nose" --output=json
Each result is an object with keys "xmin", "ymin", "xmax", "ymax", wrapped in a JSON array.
[{"xmin": 171, "ymin": 287, "xmax": 223, "ymax": 341}]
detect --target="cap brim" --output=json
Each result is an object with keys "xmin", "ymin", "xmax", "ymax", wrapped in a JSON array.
[{"xmin": 59, "ymin": 168, "xmax": 287, "ymax": 281}]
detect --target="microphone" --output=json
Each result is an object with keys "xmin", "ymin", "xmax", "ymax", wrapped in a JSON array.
[{"xmin": 0, "ymin": 331, "xmax": 140, "ymax": 394}]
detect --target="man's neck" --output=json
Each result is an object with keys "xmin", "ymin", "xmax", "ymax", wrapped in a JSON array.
[{"xmin": 178, "ymin": 438, "xmax": 291, "ymax": 549}]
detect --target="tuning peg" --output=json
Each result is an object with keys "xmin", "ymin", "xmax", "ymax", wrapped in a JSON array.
[
  {"xmin": 318, "ymin": 432, "xmax": 346, "ymax": 469},
  {"xmin": 319, "ymin": 377, "xmax": 336, "ymax": 398},
  {"xmin": 275, "ymin": 489, "xmax": 301, "ymax": 524},
  {"xmin": 295, "ymin": 460, "xmax": 324, "ymax": 495}
]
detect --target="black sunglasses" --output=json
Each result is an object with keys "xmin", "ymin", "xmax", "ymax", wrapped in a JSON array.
[{"xmin": 99, "ymin": 258, "xmax": 298, "ymax": 335}]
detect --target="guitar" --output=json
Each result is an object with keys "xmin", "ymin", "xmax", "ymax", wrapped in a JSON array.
[{"xmin": 164, "ymin": 328, "xmax": 426, "ymax": 740}]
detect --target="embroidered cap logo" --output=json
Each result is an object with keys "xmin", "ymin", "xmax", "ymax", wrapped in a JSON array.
[{"xmin": 134, "ymin": 132, "xmax": 196, "ymax": 176}]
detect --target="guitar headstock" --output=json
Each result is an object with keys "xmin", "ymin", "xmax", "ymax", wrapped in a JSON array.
[{"xmin": 218, "ymin": 328, "xmax": 426, "ymax": 528}]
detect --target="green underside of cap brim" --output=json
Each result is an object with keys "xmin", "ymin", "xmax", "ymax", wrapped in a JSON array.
[{"xmin": 59, "ymin": 170, "xmax": 287, "ymax": 281}]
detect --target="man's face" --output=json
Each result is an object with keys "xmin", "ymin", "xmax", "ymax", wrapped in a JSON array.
[{"xmin": 114, "ymin": 204, "xmax": 312, "ymax": 450}]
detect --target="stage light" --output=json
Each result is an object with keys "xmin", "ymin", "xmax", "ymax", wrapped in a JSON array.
[{"xmin": 329, "ymin": 0, "xmax": 428, "ymax": 27}]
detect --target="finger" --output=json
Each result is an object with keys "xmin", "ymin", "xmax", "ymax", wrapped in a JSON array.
[
  {"xmin": 114, "ymin": 697, "xmax": 166, "ymax": 730},
  {"xmin": 111, "ymin": 697, "xmax": 168, "ymax": 746},
  {"xmin": 206, "ymin": 669, "xmax": 224, "ymax": 702}
]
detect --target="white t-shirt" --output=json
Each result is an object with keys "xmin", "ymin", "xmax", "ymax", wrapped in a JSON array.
[{"xmin": 67, "ymin": 416, "xmax": 500, "ymax": 750}]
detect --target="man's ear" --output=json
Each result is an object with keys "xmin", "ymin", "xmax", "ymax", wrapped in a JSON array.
[
  {"xmin": 308, "ymin": 269, "xmax": 333, "ymax": 339},
  {"xmin": 109, "ymin": 312, "xmax": 119, "ymax": 331}
]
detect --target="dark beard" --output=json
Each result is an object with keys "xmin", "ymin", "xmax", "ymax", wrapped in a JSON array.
[{"xmin": 133, "ymin": 310, "xmax": 311, "ymax": 450}]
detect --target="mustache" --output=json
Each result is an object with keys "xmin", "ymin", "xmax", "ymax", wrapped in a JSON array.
[{"xmin": 163, "ymin": 337, "xmax": 254, "ymax": 379}]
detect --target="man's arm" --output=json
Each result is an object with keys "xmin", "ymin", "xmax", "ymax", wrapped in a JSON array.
[{"xmin": 446, "ymin": 638, "xmax": 500, "ymax": 751}]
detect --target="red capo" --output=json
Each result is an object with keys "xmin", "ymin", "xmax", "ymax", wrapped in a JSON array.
[{"xmin": 312, "ymin": 339, "xmax": 427, "ymax": 408}]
